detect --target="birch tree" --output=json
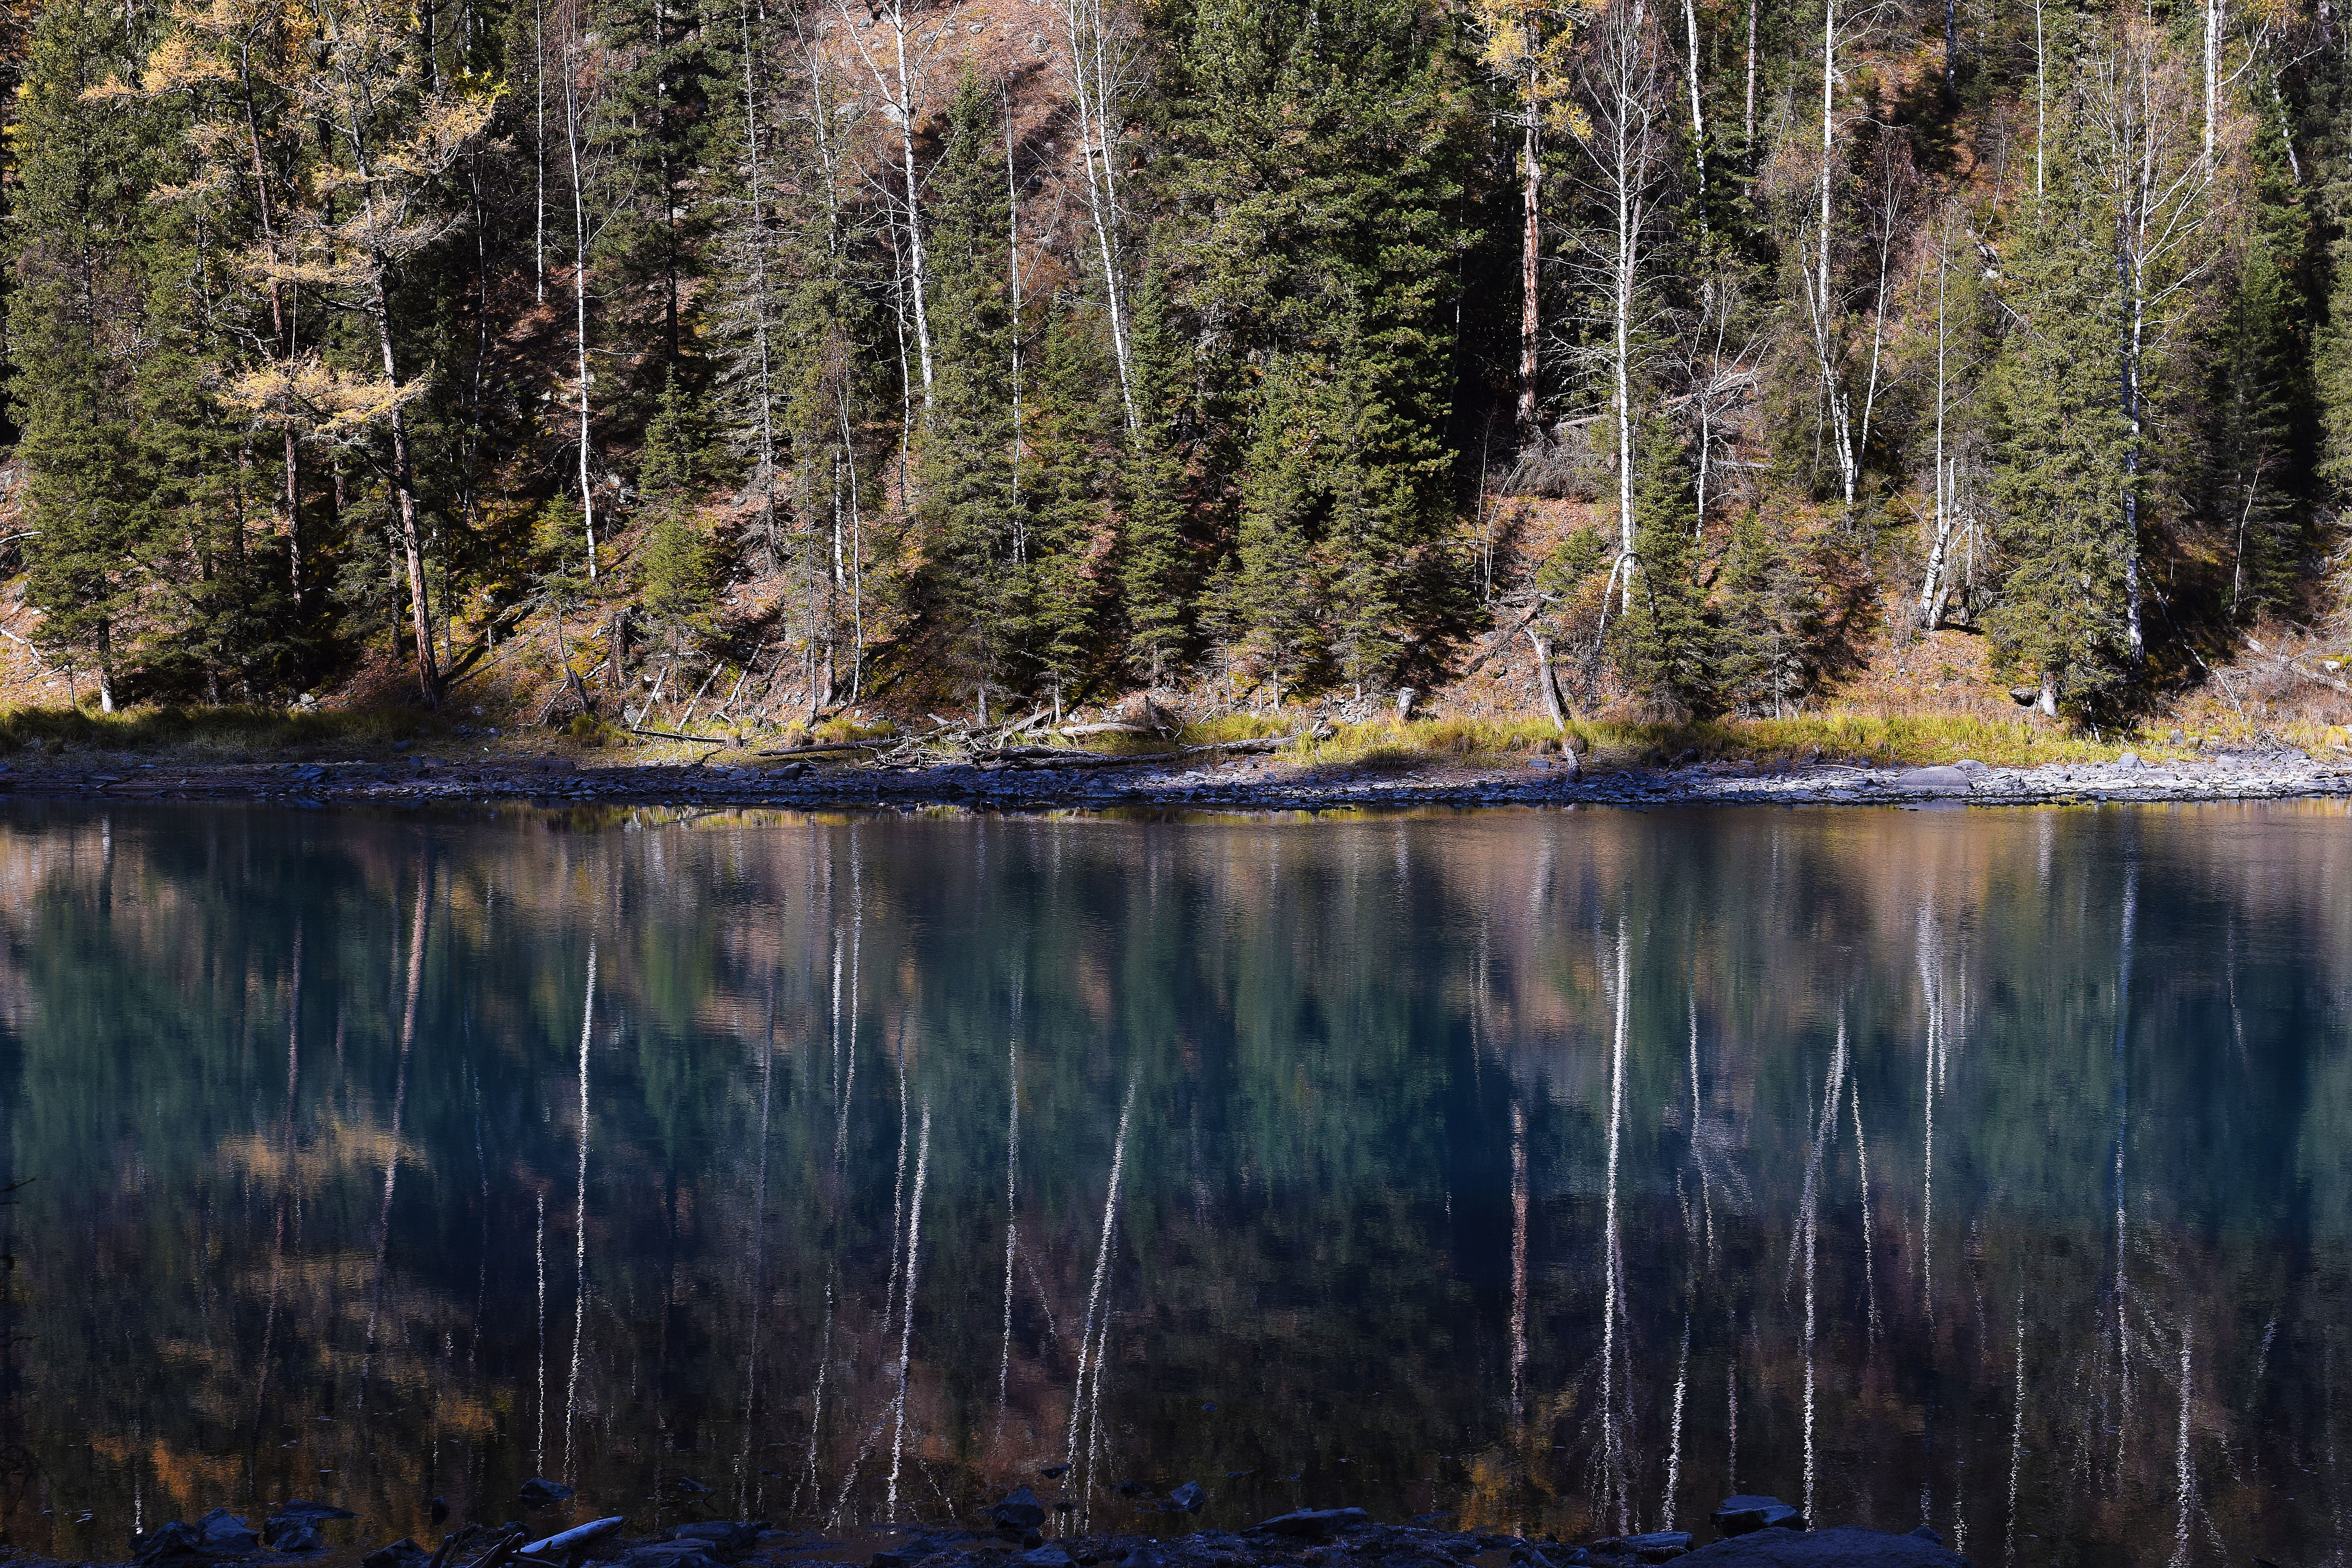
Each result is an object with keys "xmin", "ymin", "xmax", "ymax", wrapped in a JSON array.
[
  {"xmin": 1057, "ymin": 0, "xmax": 1143, "ymax": 429},
  {"xmin": 1572, "ymin": 0, "xmax": 1668, "ymax": 610}
]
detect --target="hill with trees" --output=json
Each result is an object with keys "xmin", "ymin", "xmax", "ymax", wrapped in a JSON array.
[{"xmin": 0, "ymin": 0, "xmax": 2347, "ymax": 731}]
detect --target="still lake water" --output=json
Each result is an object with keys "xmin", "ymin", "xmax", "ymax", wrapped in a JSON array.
[{"xmin": 0, "ymin": 801, "xmax": 2348, "ymax": 1567}]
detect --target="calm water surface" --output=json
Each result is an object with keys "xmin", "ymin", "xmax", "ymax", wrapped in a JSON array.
[{"xmin": 0, "ymin": 801, "xmax": 2348, "ymax": 1568}]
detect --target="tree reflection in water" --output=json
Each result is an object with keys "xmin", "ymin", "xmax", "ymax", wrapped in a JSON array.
[{"xmin": 0, "ymin": 801, "xmax": 2345, "ymax": 1568}]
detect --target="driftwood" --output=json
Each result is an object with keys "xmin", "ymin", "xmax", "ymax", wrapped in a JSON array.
[
  {"xmin": 627, "ymin": 725, "xmax": 729, "ymax": 745},
  {"xmin": 749, "ymin": 737, "xmax": 892, "ymax": 759},
  {"xmin": 979, "ymin": 733, "xmax": 1303, "ymax": 769}
]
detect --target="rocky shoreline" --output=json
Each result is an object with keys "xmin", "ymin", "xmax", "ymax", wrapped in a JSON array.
[
  {"xmin": 8, "ymin": 1490, "xmax": 1966, "ymax": 1568},
  {"xmin": 0, "ymin": 743, "xmax": 2345, "ymax": 814}
]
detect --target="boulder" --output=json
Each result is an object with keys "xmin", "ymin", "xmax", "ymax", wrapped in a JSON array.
[
  {"xmin": 1166, "ymin": 1482, "xmax": 1205, "ymax": 1514},
  {"xmin": 195, "ymin": 1512, "xmax": 261, "ymax": 1557},
  {"xmin": 666, "ymin": 1523, "xmax": 762, "ymax": 1559},
  {"xmin": 992, "ymin": 1488, "xmax": 1049, "ymax": 1534},
  {"xmin": 1675, "ymin": 1526, "xmax": 1971, "ymax": 1568},
  {"xmin": 1253, "ymin": 1508, "xmax": 1370, "ymax": 1540},
  {"xmin": 1595, "ymin": 1532, "xmax": 1691, "ymax": 1561},
  {"xmin": 1709, "ymin": 1499, "xmax": 1805, "ymax": 1538},
  {"xmin": 519, "ymin": 1479, "xmax": 576, "ymax": 1507},
  {"xmin": 361, "ymin": 1539, "xmax": 431, "ymax": 1568},
  {"xmin": 1011, "ymin": 1550, "xmax": 1075, "ymax": 1568}
]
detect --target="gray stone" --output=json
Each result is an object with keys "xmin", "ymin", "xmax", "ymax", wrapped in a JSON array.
[
  {"xmin": 1675, "ymin": 1526, "xmax": 1971, "ymax": 1568},
  {"xmin": 1710, "ymin": 1498, "xmax": 1805, "ymax": 1537},
  {"xmin": 1890, "ymin": 766, "xmax": 1973, "ymax": 795},
  {"xmin": 2117, "ymin": 753, "xmax": 2143, "ymax": 769},
  {"xmin": 1602, "ymin": 1533, "xmax": 1691, "ymax": 1561},
  {"xmin": 519, "ymin": 1479, "xmax": 575, "ymax": 1507},
  {"xmin": 361, "ymin": 1540, "xmax": 429, "ymax": 1568},
  {"xmin": 1253, "ymin": 1509, "xmax": 1370, "ymax": 1540},
  {"xmin": 1011, "ymin": 1550, "xmax": 1074, "ymax": 1568},
  {"xmin": 1166, "ymin": 1482, "xmax": 1204, "ymax": 1514}
]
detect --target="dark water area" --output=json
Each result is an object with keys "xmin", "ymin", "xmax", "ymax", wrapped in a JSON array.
[{"xmin": 0, "ymin": 802, "xmax": 2348, "ymax": 1568}]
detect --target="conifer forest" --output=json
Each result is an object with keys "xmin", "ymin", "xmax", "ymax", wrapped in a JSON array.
[{"xmin": 2, "ymin": 0, "xmax": 2350, "ymax": 723}]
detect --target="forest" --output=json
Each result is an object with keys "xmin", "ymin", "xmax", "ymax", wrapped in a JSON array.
[{"xmin": 0, "ymin": 0, "xmax": 2347, "ymax": 723}]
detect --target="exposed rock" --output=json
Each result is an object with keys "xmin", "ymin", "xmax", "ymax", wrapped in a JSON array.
[
  {"xmin": 268, "ymin": 1504, "xmax": 356, "ymax": 1524},
  {"xmin": 1889, "ymin": 767, "xmax": 1973, "ymax": 795},
  {"xmin": 1011, "ymin": 1550, "xmax": 1075, "ymax": 1568},
  {"xmin": 192, "ymin": 1513, "xmax": 259, "ymax": 1557},
  {"xmin": 1708, "ymin": 1499, "xmax": 1805, "ymax": 1537},
  {"xmin": 1166, "ymin": 1483, "xmax": 1205, "ymax": 1514},
  {"xmin": 1253, "ymin": 1510, "xmax": 1371, "ymax": 1541},
  {"xmin": 1675, "ymin": 1526, "xmax": 1969, "ymax": 1568},
  {"xmin": 1592, "ymin": 1532, "xmax": 1691, "ymax": 1561},
  {"xmin": 361, "ymin": 1539, "xmax": 430, "ymax": 1568},
  {"xmin": 992, "ymin": 1489, "xmax": 1049, "ymax": 1534},
  {"xmin": 519, "ymin": 1479, "xmax": 576, "ymax": 1507}
]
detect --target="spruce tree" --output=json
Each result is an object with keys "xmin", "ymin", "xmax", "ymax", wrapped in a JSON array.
[
  {"xmin": 1612, "ymin": 415, "xmax": 1714, "ymax": 716},
  {"xmin": 916, "ymin": 67, "xmax": 1019, "ymax": 712},
  {"xmin": 6, "ymin": 0, "xmax": 169, "ymax": 709},
  {"xmin": 1116, "ymin": 267, "xmax": 1192, "ymax": 688},
  {"xmin": 1984, "ymin": 143, "xmax": 2135, "ymax": 714}
]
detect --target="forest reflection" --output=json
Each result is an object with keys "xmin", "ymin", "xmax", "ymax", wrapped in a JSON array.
[{"xmin": 0, "ymin": 801, "xmax": 2347, "ymax": 1568}]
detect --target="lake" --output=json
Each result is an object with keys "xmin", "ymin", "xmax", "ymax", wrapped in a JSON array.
[{"xmin": 0, "ymin": 800, "xmax": 2347, "ymax": 1568}]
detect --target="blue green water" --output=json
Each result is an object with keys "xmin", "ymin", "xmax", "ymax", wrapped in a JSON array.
[{"xmin": 0, "ymin": 800, "xmax": 2347, "ymax": 1568}]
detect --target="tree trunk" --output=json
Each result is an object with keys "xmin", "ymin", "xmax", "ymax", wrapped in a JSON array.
[
  {"xmin": 1526, "ymin": 626, "xmax": 1567, "ymax": 730},
  {"xmin": 1064, "ymin": 0, "xmax": 1135, "ymax": 429},
  {"xmin": 565, "ymin": 41, "xmax": 599, "ymax": 578},
  {"xmin": 1517, "ymin": 93, "xmax": 1541, "ymax": 433}
]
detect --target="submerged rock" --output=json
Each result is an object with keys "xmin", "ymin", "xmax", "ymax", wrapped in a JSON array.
[
  {"xmin": 519, "ymin": 1479, "xmax": 576, "ymax": 1507},
  {"xmin": 1165, "ymin": 1483, "xmax": 1205, "ymax": 1514}
]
